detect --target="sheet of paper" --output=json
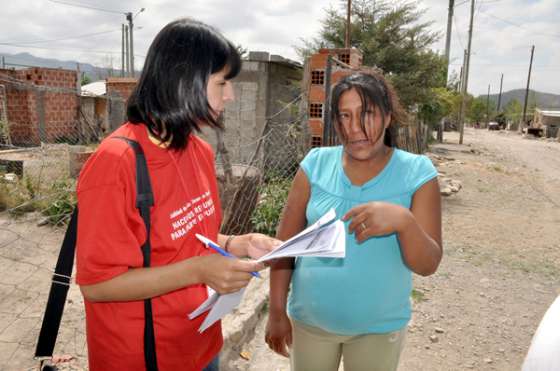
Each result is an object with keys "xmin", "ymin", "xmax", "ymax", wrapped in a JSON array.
[
  {"xmin": 257, "ymin": 210, "xmax": 345, "ymax": 262},
  {"xmin": 188, "ymin": 287, "xmax": 218, "ymax": 320},
  {"xmin": 188, "ymin": 208, "xmax": 345, "ymax": 332},
  {"xmin": 196, "ymin": 288, "xmax": 246, "ymax": 333}
]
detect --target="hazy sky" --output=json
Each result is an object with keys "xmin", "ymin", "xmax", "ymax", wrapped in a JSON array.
[{"xmin": 1, "ymin": 0, "xmax": 558, "ymax": 96}]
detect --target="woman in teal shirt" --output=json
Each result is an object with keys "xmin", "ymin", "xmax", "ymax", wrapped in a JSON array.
[{"xmin": 265, "ymin": 70, "xmax": 443, "ymax": 371}]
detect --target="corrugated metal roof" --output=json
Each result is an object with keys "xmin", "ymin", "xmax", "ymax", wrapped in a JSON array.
[
  {"xmin": 81, "ymin": 81, "xmax": 106, "ymax": 96},
  {"xmin": 539, "ymin": 110, "xmax": 560, "ymax": 118}
]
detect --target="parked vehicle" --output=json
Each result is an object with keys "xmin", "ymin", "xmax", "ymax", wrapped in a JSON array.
[{"xmin": 488, "ymin": 122, "xmax": 500, "ymax": 131}]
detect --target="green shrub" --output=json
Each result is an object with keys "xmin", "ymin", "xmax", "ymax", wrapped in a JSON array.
[
  {"xmin": 0, "ymin": 181, "xmax": 9, "ymax": 211},
  {"xmin": 0, "ymin": 174, "xmax": 39, "ymax": 215},
  {"xmin": 250, "ymin": 177, "xmax": 291, "ymax": 237},
  {"xmin": 40, "ymin": 180, "xmax": 76, "ymax": 225}
]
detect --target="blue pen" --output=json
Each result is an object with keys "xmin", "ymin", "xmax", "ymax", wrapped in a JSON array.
[{"xmin": 195, "ymin": 234, "xmax": 261, "ymax": 278}]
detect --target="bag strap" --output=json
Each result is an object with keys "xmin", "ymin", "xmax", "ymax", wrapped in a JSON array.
[
  {"xmin": 114, "ymin": 136, "xmax": 158, "ymax": 371},
  {"xmin": 35, "ymin": 209, "xmax": 78, "ymax": 358},
  {"xmin": 35, "ymin": 137, "xmax": 158, "ymax": 371}
]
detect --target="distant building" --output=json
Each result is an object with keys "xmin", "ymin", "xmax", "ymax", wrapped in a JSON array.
[{"xmin": 533, "ymin": 109, "xmax": 560, "ymax": 138}]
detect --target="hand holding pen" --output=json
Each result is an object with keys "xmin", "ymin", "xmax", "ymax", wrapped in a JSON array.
[{"xmin": 196, "ymin": 234, "xmax": 262, "ymax": 278}]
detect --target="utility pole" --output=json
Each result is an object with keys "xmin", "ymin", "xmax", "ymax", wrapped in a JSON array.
[
  {"xmin": 457, "ymin": 49, "xmax": 467, "ymax": 134},
  {"xmin": 125, "ymin": 25, "xmax": 130, "ymax": 76},
  {"xmin": 455, "ymin": 50, "xmax": 467, "ymax": 125},
  {"xmin": 521, "ymin": 45, "xmax": 535, "ymax": 131},
  {"xmin": 126, "ymin": 12, "xmax": 135, "ymax": 77},
  {"xmin": 497, "ymin": 73, "xmax": 503, "ymax": 112},
  {"xmin": 458, "ymin": 65, "xmax": 463, "ymax": 92},
  {"xmin": 126, "ymin": 8, "xmax": 145, "ymax": 78},
  {"xmin": 486, "ymin": 84, "xmax": 490, "ymax": 127},
  {"xmin": 76, "ymin": 63, "xmax": 81, "ymax": 91},
  {"xmin": 459, "ymin": 0, "xmax": 475, "ymax": 145},
  {"xmin": 438, "ymin": 0, "xmax": 455, "ymax": 143},
  {"xmin": 444, "ymin": 0, "xmax": 455, "ymax": 84},
  {"xmin": 121, "ymin": 24, "xmax": 125, "ymax": 77},
  {"xmin": 345, "ymin": 0, "xmax": 352, "ymax": 48}
]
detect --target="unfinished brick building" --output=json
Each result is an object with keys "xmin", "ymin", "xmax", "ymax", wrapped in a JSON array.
[
  {"xmin": 105, "ymin": 77, "xmax": 138, "ymax": 131},
  {"xmin": 306, "ymin": 48, "xmax": 363, "ymax": 147},
  {"xmin": 0, "ymin": 67, "xmax": 79, "ymax": 146}
]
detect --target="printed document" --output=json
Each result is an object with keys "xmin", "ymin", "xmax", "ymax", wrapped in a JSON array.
[{"xmin": 189, "ymin": 208, "xmax": 345, "ymax": 332}]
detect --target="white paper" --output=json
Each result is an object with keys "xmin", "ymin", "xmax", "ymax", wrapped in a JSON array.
[
  {"xmin": 196, "ymin": 288, "xmax": 246, "ymax": 333},
  {"xmin": 256, "ymin": 208, "xmax": 345, "ymax": 262},
  {"xmin": 188, "ymin": 287, "xmax": 217, "ymax": 320},
  {"xmin": 188, "ymin": 208, "xmax": 345, "ymax": 332}
]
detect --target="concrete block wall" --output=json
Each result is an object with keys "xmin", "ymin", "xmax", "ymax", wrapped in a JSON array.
[
  {"xmin": 203, "ymin": 60, "xmax": 268, "ymax": 165},
  {"xmin": 106, "ymin": 77, "xmax": 137, "ymax": 102},
  {"xmin": 264, "ymin": 61, "xmax": 303, "ymax": 173},
  {"xmin": 201, "ymin": 53, "xmax": 303, "ymax": 174},
  {"xmin": 106, "ymin": 78, "xmax": 137, "ymax": 130}
]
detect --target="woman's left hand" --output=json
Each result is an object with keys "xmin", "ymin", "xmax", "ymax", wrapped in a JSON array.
[
  {"xmin": 246, "ymin": 233, "xmax": 283, "ymax": 259},
  {"xmin": 342, "ymin": 202, "xmax": 412, "ymax": 243},
  {"xmin": 227, "ymin": 233, "xmax": 282, "ymax": 260}
]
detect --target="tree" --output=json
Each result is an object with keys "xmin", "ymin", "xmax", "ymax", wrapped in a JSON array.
[
  {"xmin": 418, "ymin": 87, "xmax": 457, "ymax": 126},
  {"xmin": 468, "ymin": 96, "xmax": 496, "ymax": 124},
  {"xmin": 236, "ymin": 44, "xmax": 248, "ymax": 59},
  {"xmin": 80, "ymin": 74, "xmax": 92, "ymax": 86},
  {"xmin": 504, "ymin": 99, "xmax": 522, "ymax": 123},
  {"xmin": 468, "ymin": 97, "xmax": 487, "ymax": 124},
  {"xmin": 299, "ymin": 0, "xmax": 447, "ymax": 110}
]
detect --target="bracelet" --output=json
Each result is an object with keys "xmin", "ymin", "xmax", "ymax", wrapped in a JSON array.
[{"xmin": 224, "ymin": 235, "xmax": 236, "ymax": 252}]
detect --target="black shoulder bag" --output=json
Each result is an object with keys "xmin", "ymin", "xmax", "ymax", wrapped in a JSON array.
[{"xmin": 35, "ymin": 137, "xmax": 158, "ymax": 371}]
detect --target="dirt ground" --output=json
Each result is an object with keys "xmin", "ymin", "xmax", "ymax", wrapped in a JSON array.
[
  {"xmin": 233, "ymin": 127, "xmax": 560, "ymax": 371},
  {"xmin": 1, "ymin": 127, "xmax": 559, "ymax": 371}
]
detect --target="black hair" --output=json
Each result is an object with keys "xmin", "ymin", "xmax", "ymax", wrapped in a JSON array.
[
  {"xmin": 330, "ymin": 69, "xmax": 406, "ymax": 147},
  {"xmin": 127, "ymin": 18, "xmax": 241, "ymax": 150}
]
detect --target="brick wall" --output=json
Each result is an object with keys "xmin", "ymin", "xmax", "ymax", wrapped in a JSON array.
[
  {"xmin": 1, "ymin": 69, "xmax": 31, "ymax": 142},
  {"xmin": 0, "ymin": 67, "xmax": 79, "ymax": 146},
  {"xmin": 306, "ymin": 48, "xmax": 363, "ymax": 146}
]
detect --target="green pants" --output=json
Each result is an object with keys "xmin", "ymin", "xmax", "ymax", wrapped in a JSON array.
[{"xmin": 290, "ymin": 319, "xmax": 406, "ymax": 371}]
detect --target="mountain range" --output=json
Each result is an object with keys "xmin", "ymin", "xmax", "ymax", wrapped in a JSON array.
[
  {"xmin": 483, "ymin": 89, "xmax": 560, "ymax": 110},
  {"xmin": 2, "ymin": 52, "xmax": 560, "ymax": 110},
  {"xmin": 0, "ymin": 52, "xmax": 129, "ymax": 81}
]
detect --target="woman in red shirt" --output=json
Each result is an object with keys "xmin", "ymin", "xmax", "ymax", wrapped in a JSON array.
[{"xmin": 76, "ymin": 18, "xmax": 279, "ymax": 371}]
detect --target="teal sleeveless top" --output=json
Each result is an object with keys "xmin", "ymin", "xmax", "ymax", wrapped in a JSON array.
[{"xmin": 287, "ymin": 146, "xmax": 438, "ymax": 335}]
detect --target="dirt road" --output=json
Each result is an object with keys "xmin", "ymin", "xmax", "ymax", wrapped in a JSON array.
[
  {"xmin": 232, "ymin": 128, "xmax": 560, "ymax": 371},
  {"xmin": 1, "ymin": 127, "xmax": 558, "ymax": 370}
]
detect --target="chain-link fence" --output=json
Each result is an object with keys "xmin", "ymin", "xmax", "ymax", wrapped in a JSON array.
[
  {"xmin": 0, "ymin": 69, "xmax": 126, "ymax": 370},
  {"xmin": 0, "ymin": 65, "xmax": 429, "ymax": 369}
]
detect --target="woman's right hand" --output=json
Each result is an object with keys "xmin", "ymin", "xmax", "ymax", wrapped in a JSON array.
[
  {"xmin": 195, "ymin": 255, "xmax": 264, "ymax": 294},
  {"xmin": 265, "ymin": 310, "xmax": 292, "ymax": 357}
]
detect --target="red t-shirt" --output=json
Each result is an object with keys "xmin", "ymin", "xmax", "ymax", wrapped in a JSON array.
[{"xmin": 76, "ymin": 123, "xmax": 223, "ymax": 370}]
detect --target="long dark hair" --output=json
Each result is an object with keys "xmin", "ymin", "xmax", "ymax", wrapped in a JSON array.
[
  {"xmin": 127, "ymin": 18, "xmax": 241, "ymax": 150},
  {"xmin": 330, "ymin": 69, "xmax": 406, "ymax": 147}
]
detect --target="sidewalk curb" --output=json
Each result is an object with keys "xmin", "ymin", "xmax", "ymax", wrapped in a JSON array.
[{"xmin": 220, "ymin": 270, "xmax": 270, "ymax": 370}]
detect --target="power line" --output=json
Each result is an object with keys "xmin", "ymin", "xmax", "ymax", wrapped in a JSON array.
[
  {"xmin": 452, "ymin": 13, "xmax": 466, "ymax": 51},
  {"xmin": 1, "ymin": 42, "xmax": 120, "ymax": 55},
  {"xmin": 478, "ymin": 10, "xmax": 560, "ymax": 38},
  {"xmin": 0, "ymin": 29, "xmax": 119, "ymax": 45},
  {"xmin": 46, "ymin": 0, "xmax": 125, "ymax": 15},
  {"xmin": 475, "ymin": 0, "xmax": 485, "ymax": 18},
  {"xmin": 449, "ymin": 62, "xmax": 558, "ymax": 69}
]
